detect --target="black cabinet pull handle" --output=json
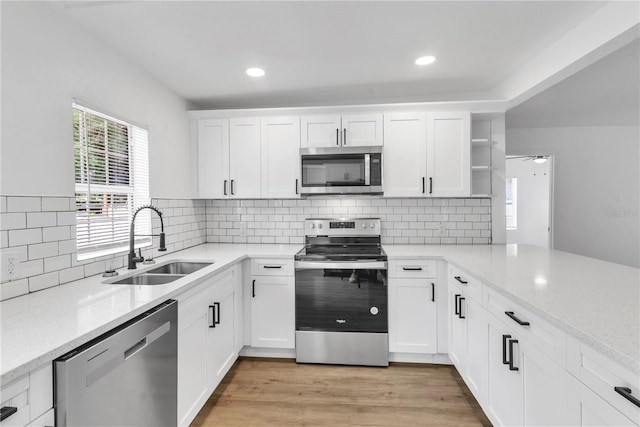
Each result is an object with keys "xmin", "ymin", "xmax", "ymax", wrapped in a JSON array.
[
  {"xmin": 223, "ymin": 180, "xmax": 228, "ymax": 196},
  {"xmin": 209, "ymin": 305, "xmax": 216, "ymax": 328},
  {"xmin": 429, "ymin": 177, "xmax": 433, "ymax": 194},
  {"xmin": 295, "ymin": 179, "xmax": 298, "ymax": 195},
  {"xmin": 505, "ymin": 311, "xmax": 530, "ymax": 326},
  {"xmin": 458, "ymin": 297, "xmax": 466, "ymax": 319},
  {"xmin": 336, "ymin": 128, "xmax": 339, "ymax": 146},
  {"xmin": 264, "ymin": 265, "xmax": 282, "ymax": 269},
  {"xmin": 454, "ymin": 276, "xmax": 468, "ymax": 284},
  {"xmin": 214, "ymin": 302, "xmax": 221, "ymax": 325},
  {"xmin": 422, "ymin": 177, "xmax": 426, "ymax": 194},
  {"xmin": 230, "ymin": 179, "xmax": 235, "ymax": 195},
  {"xmin": 403, "ymin": 267, "xmax": 422, "ymax": 271},
  {"xmin": 454, "ymin": 294, "xmax": 460, "ymax": 315},
  {"xmin": 343, "ymin": 128, "xmax": 347, "ymax": 145},
  {"xmin": 431, "ymin": 282, "xmax": 435, "ymax": 302},
  {"xmin": 508, "ymin": 339, "xmax": 519, "ymax": 371},
  {"xmin": 614, "ymin": 387, "xmax": 640, "ymax": 408},
  {"xmin": 502, "ymin": 334, "xmax": 512, "ymax": 365},
  {"xmin": 0, "ymin": 407, "xmax": 18, "ymax": 422},
  {"xmin": 252, "ymin": 279, "xmax": 256, "ymax": 298}
]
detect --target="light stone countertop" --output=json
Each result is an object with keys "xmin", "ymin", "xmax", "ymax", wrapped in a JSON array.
[
  {"xmin": 384, "ymin": 244, "xmax": 640, "ymax": 374},
  {"xmin": 2, "ymin": 243, "xmax": 638, "ymax": 386}
]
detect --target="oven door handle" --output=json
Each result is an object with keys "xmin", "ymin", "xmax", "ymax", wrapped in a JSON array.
[{"xmin": 295, "ymin": 260, "xmax": 388, "ymax": 270}]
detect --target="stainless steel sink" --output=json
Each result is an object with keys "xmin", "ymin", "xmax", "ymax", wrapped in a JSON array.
[
  {"xmin": 111, "ymin": 274, "xmax": 186, "ymax": 286},
  {"xmin": 146, "ymin": 262, "xmax": 212, "ymax": 275}
]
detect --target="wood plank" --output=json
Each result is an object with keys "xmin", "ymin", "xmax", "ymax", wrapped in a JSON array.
[{"xmin": 191, "ymin": 358, "xmax": 492, "ymax": 427}]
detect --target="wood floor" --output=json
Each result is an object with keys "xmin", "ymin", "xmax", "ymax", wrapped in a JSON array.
[{"xmin": 191, "ymin": 358, "xmax": 492, "ymax": 427}]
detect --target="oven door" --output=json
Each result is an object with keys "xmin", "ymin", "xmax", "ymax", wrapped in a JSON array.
[{"xmin": 295, "ymin": 261, "xmax": 388, "ymax": 333}]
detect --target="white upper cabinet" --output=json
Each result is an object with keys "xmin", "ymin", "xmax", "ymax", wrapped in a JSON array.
[
  {"xmin": 229, "ymin": 117, "xmax": 262, "ymax": 198},
  {"xmin": 341, "ymin": 114, "xmax": 383, "ymax": 147},
  {"xmin": 383, "ymin": 112, "xmax": 427, "ymax": 197},
  {"xmin": 426, "ymin": 112, "xmax": 471, "ymax": 197},
  {"xmin": 301, "ymin": 114, "xmax": 382, "ymax": 148},
  {"xmin": 197, "ymin": 119, "xmax": 229, "ymax": 198},
  {"xmin": 261, "ymin": 116, "xmax": 301, "ymax": 198}
]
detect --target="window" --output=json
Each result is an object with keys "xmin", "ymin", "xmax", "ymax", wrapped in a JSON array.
[
  {"xmin": 73, "ymin": 104, "xmax": 150, "ymax": 259},
  {"xmin": 505, "ymin": 177, "xmax": 517, "ymax": 230}
]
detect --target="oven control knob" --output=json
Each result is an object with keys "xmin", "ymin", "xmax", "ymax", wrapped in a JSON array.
[
  {"xmin": 318, "ymin": 224, "xmax": 323, "ymax": 229},
  {"xmin": 362, "ymin": 223, "xmax": 367, "ymax": 228},
  {"xmin": 310, "ymin": 223, "xmax": 315, "ymax": 229},
  {"xmin": 370, "ymin": 223, "xmax": 375, "ymax": 229},
  {"xmin": 370, "ymin": 307, "xmax": 379, "ymax": 315}
]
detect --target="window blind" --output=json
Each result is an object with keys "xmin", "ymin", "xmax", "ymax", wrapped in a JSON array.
[{"xmin": 73, "ymin": 104, "xmax": 150, "ymax": 258}]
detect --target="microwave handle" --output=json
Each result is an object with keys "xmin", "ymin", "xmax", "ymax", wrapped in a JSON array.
[{"xmin": 364, "ymin": 154, "xmax": 371, "ymax": 185}]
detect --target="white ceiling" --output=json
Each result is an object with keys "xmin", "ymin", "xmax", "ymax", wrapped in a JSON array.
[
  {"xmin": 53, "ymin": 1, "xmax": 608, "ymax": 109},
  {"xmin": 506, "ymin": 39, "xmax": 640, "ymax": 128}
]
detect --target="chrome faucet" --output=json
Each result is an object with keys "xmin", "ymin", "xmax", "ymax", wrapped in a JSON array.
[{"xmin": 128, "ymin": 205, "xmax": 167, "ymax": 269}]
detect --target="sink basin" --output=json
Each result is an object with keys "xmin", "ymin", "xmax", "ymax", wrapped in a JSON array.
[
  {"xmin": 112, "ymin": 274, "xmax": 185, "ymax": 286},
  {"xmin": 146, "ymin": 262, "xmax": 213, "ymax": 275}
]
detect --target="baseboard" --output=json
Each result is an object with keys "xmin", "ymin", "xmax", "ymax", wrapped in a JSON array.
[{"xmin": 389, "ymin": 352, "xmax": 452, "ymax": 364}]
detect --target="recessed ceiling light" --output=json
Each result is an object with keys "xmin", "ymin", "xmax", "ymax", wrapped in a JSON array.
[
  {"xmin": 246, "ymin": 67, "xmax": 265, "ymax": 77},
  {"xmin": 415, "ymin": 56, "xmax": 436, "ymax": 66}
]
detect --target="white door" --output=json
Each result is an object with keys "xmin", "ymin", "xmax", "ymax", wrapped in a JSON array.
[
  {"xmin": 465, "ymin": 295, "xmax": 488, "ymax": 406},
  {"xmin": 197, "ymin": 119, "xmax": 229, "ymax": 198},
  {"xmin": 521, "ymin": 337, "xmax": 575, "ymax": 426},
  {"xmin": 506, "ymin": 156, "xmax": 552, "ymax": 248},
  {"xmin": 261, "ymin": 116, "xmax": 301, "ymax": 198},
  {"xmin": 207, "ymin": 282, "xmax": 236, "ymax": 390},
  {"xmin": 251, "ymin": 275, "xmax": 295, "ymax": 348},
  {"xmin": 229, "ymin": 117, "xmax": 262, "ymax": 198},
  {"xmin": 427, "ymin": 112, "xmax": 471, "ymax": 197},
  {"xmin": 301, "ymin": 115, "xmax": 341, "ymax": 148},
  {"xmin": 383, "ymin": 112, "xmax": 427, "ymax": 197},
  {"xmin": 390, "ymin": 278, "xmax": 437, "ymax": 353},
  {"xmin": 448, "ymin": 285, "xmax": 467, "ymax": 373},
  {"xmin": 486, "ymin": 314, "xmax": 523, "ymax": 427},
  {"xmin": 341, "ymin": 114, "xmax": 383, "ymax": 147}
]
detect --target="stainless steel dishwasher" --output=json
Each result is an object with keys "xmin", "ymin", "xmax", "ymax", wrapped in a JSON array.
[{"xmin": 54, "ymin": 299, "xmax": 177, "ymax": 427}]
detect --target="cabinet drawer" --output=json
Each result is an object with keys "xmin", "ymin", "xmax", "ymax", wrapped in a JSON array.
[
  {"xmin": 390, "ymin": 259, "xmax": 436, "ymax": 278},
  {"xmin": 448, "ymin": 264, "xmax": 482, "ymax": 302},
  {"xmin": 567, "ymin": 336, "xmax": 640, "ymax": 424},
  {"xmin": 251, "ymin": 258, "xmax": 293, "ymax": 276},
  {"xmin": 26, "ymin": 409, "xmax": 53, "ymax": 427},
  {"xmin": 27, "ymin": 364, "xmax": 52, "ymax": 423},
  {"xmin": 484, "ymin": 286, "xmax": 566, "ymax": 365},
  {"xmin": 0, "ymin": 374, "xmax": 30, "ymax": 427}
]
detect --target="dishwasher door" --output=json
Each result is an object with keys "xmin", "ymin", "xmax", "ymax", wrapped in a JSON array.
[{"xmin": 55, "ymin": 299, "xmax": 178, "ymax": 427}]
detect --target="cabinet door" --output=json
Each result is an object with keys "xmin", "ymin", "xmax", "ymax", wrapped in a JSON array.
[
  {"xmin": 197, "ymin": 119, "xmax": 229, "ymax": 198},
  {"xmin": 576, "ymin": 382, "xmax": 636, "ymax": 426},
  {"xmin": 251, "ymin": 275, "xmax": 295, "ymax": 349},
  {"xmin": 207, "ymin": 281, "xmax": 236, "ymax": 390},
  {"xmin": 521, "ymin": 338, "xmax": 576, "ymax": 426},
  {"xmin": 229, "ymin": 117, "xmax": 261, "ymax": 198},
  {"xmin": 465, "ymin": 295, "xmax": 488, "ymax": 407},
  {"xmin": 383, "ymin": 113, "xmax": 427, "ymax": 197},
  {"xmin": 301, "ymin": 115, "xmax": 341, "ymax": 148},
  {"xmin": 486, "ymin": 314, "xmax": 523, "ymax": 427},
  {"xmin": 261, "ymin": 116, "xmax": 301, "ymax": 198},
  {"xmin": 390, "ymin": 278, "xmax": 437, "ymax": 353},
  {"xmin": 178, "ymin": 297, "xmax": 210, "ymax": 427},
  {"xmin": 448, "ymin": 285, "xmax": 467, "ymax": 373},
  {"xmin": 426, "ymin": 112, "xmax": 471, "ymax": 197},
  {"xmin": 342, "ymin": 114, "xmax": 383, "ymax": 147}
]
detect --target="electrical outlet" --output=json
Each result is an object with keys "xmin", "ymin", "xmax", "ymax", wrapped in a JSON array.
[
  {"xmin": 436, "ymin": 222, "xmax": 447, "ymax": 238},
  {"xmin": 1, "ymin": 250, "xmax": 21, "ymax": 282}
]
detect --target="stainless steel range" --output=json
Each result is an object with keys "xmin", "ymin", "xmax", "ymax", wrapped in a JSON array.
[{"xmin": 294, "ymin": 218, "xmax": 388, "ymax": 367}]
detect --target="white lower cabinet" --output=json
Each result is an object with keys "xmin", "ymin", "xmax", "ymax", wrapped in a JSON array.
[
  {"xmin": 0, "ymin": 363, "xmax": 53, "ymax": 427},
  {"xmin": 486, "ymin": 312, "xmax": 576, "ymax": 426},
  {"xmin": 574, "ymin": 381, "xmax": 637, "ymax": 426},
  {"xmin": 389, "ymin": 278, "xmax": 437, "ymax": 354},
  {"xmin": 177, "ymin": 265, "xmax": 242, "ymax": 427}
]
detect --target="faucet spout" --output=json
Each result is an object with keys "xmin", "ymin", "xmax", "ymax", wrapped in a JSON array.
[{"xmin": 128, "ymin": 205, "xmax": 166, "ymax": 269}]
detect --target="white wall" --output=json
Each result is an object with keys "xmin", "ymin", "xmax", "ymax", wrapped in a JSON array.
[
  {"xmin": 505, "ymin": 157, "xmax": 551, "ymax": 248},
  {"xmin": 0, "ymin": 2, "xmax": 191, "ymax": 198},
  {"xmin": 507, "ymin": 126, "xmax": 639, "ymax": 267}
]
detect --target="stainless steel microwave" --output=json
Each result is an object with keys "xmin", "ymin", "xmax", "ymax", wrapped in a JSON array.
[{"xmin": 299, "ymin": 146, "xmax": 383, "ymax": 195}]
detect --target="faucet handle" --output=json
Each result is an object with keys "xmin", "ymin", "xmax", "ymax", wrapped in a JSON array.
[{"xmin": 137, "ymin": 248, "xmax": 144, "ymax": 263}]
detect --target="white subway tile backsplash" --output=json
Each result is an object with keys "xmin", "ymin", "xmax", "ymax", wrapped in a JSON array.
[
  {"xmin": 27, "ymin": 212, "xmax": 57, "ymax": 228},
  {"xmin": 28, "ymin": 272, "xmax": 59, "ymax": 292},
  {"xmin": 43, "ymin": 226, "xmax": 71, "ymax": 242},
  {"xmin": 29, "ymin": 242, "xmax": 59, "ymax": 260},
  {"xmin": 9, "ymin": 228, "xmax": 42, "ymax": 246},
  {"xmin": 7, "ymin": 196, "xmax": 41, "ymax": 212},
  {"xmin": 1, "ymin": 278, "xmax": 29, "ymax": 301},
  {"xmin": 1, "ymin": 213, "xmax": 26, "ymax": 230},
  {"xmin": 41, "ymin": 197, "xmax": 72, "ymax": 212}
]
